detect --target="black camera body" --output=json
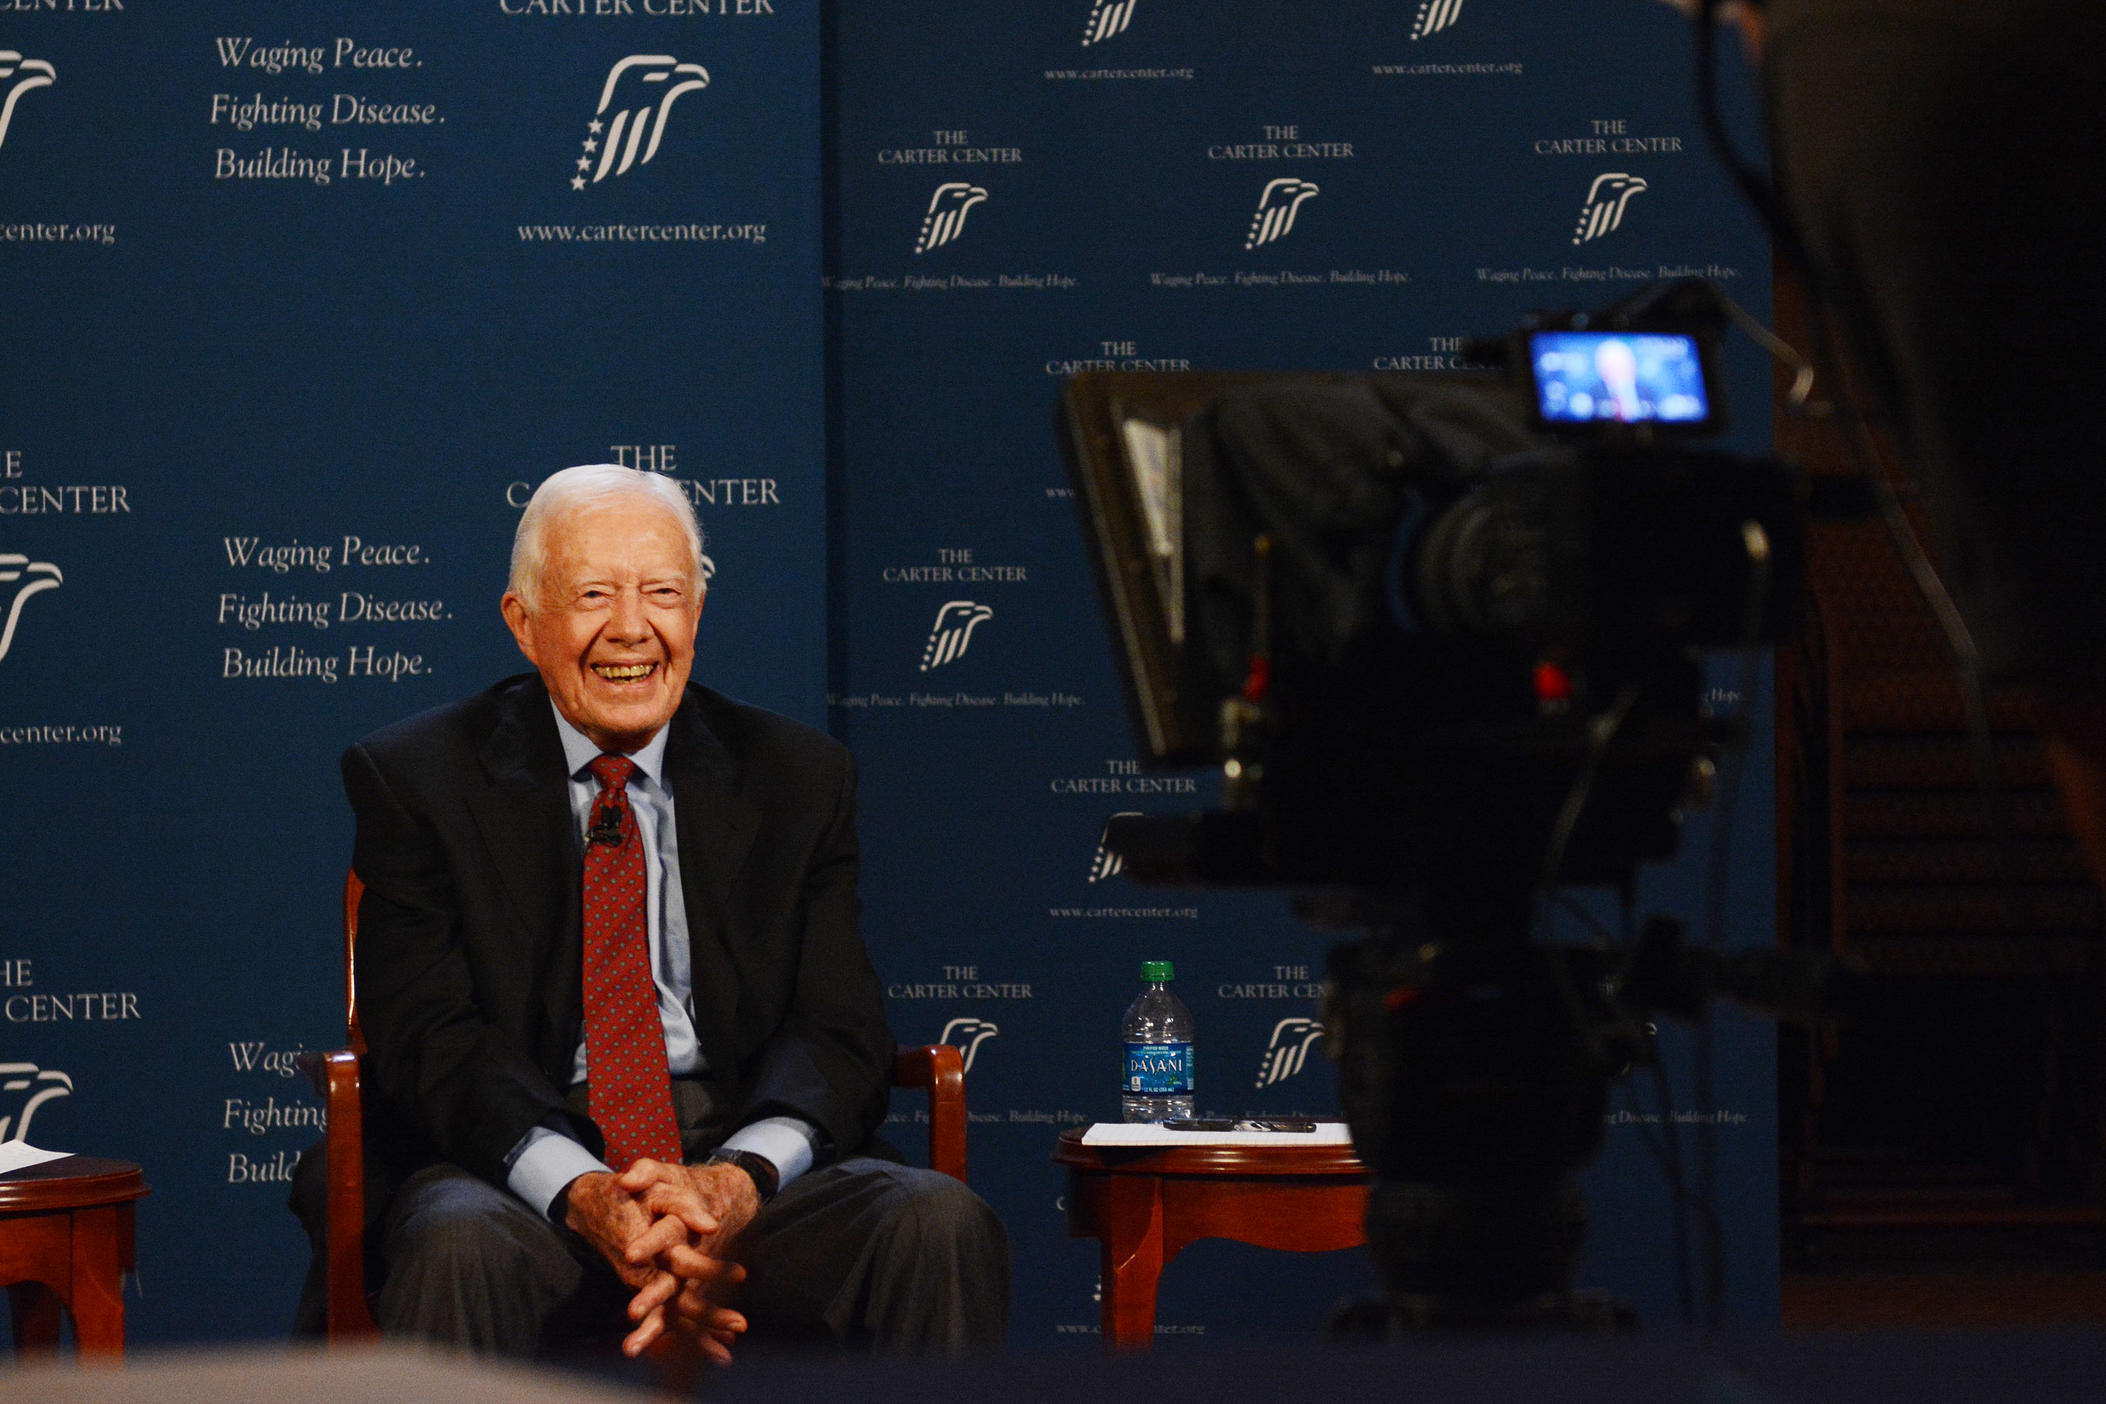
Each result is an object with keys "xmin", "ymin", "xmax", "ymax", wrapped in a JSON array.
[
  {"xmin": 1065, "ymin": 316, "xmax": 1799, "ymax": 890},
  {"xmin": 1059, "ymin": 286, "xmax": 1814, "ymax": 1326}
]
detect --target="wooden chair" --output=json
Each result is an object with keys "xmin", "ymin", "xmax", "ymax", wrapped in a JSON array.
[{"xmin": 311, "ymin": 871, "xmax": 970, "ymax": 1340}]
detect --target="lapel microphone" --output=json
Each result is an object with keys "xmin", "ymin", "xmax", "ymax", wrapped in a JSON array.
[{"xmin": 588, "ymin": 804, "xmax": 624, "ymax": 847}]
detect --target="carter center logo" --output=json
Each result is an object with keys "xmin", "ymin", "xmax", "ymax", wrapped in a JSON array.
[
  {"xmin": 914, "ymin": 182, "xmax": 987, "ymax": 255},
  {"xmin": 939, "ymin": 1017, "xmax": 999, "ymax": 1074},
  {"xmin": 1081, "ymin": 0, "xmax": 1137, "ymax": 46},
  {"xmin": 919, "ymin": 599, "xmax": 992, "ymax": 672},
  {"xmin": 0, "ymin": 50, "xmax": 55, "ymax": 167},
  {"xmin": 1411, "ymin": 0, "xmax": 1464, "ymax": 40},
  {"xmin": 1572, "ymin": 172, "xmax": 1647, "ymax": 245},
  {"xmin": 0, "ymin": 554, "xmax": 62, "ymax": 664},
  {"xmin": 1255, "ymin": 1018, "xmax": 1325, "ymax": 1088},
  {"xmin": 571, "ymin": 55, "xmax": 709, "ymax": 190},
  {"xmin": 0, "ymin": 1063, "xmax": 74, "ymax": 1143},
  {"xmin": 1245, "ymin": 178, "xmax": 1319, "ymax": 251},
  {"xmin": 1088, "ymin": 811, "xmax": 1141, "ymax": 883}
]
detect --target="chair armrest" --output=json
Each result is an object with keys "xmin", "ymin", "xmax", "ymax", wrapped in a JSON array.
[
  {"xmin": 892, "ymin": 1045, "xmax": 968, "ymax": 1184},
  {"xmin": 317, "ymin": 1048, "xmax": 379, "ymax": 1340}
]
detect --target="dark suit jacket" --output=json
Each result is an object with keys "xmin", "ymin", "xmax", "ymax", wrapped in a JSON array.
[{"xmin": 339, "ymin": 673, "xmax": 894, "ymax": 1190}]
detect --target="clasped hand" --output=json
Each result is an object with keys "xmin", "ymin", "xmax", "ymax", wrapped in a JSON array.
[{"xmin": 562, "ymin": 1159, "xmax": 763, "ymax": 1362}]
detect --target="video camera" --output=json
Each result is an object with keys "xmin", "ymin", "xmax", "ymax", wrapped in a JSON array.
[
  {"xmin": 1060, "ymin": 280, "xmax": 1816, "ymax": 1328},
  {"xmin": 1060, "ymin": 279, "xmax": 1801, "ymax": 892}
]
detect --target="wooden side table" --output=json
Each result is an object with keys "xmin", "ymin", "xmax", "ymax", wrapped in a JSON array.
[
  {"xmin": 1054, "ymin": 1127, "xmax": 1368, "ymax": 1349},
  {"xmin": 0, "ymin": 1155, "xmax": 149, "ymax": 1359}
]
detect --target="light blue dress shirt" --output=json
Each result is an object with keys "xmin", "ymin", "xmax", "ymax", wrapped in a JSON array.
[{"xmin": 505, "ymin": 702, "xmax": 821, "ymax": 1218}]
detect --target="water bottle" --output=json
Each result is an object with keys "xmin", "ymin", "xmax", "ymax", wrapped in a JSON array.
[{"xmin": 1121, "ymin": 959, "xmax": 1196, "ymax": 1122}]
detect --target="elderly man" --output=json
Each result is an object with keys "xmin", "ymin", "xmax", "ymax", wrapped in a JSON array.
[{"xmin": 293, "ymin": 463, "xmax": 1007, "ymax": 1359}]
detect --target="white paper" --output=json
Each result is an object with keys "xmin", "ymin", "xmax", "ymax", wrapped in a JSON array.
[
  {"xmin": 0, "ymin": 1140, "xmax": 70, "ymax": 1174},
  {"xmin": 1080, "ymin": 1121, "xmax": 1354, "ymax": 1149}
]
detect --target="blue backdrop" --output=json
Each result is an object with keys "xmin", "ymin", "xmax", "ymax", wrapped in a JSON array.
[
  {"xmin": 1, "ymin": 0, "xmax": 1775, "ymax": 1350},
  {"xmin": 825, "ymin": 0, "xmax": 1779, "ymax": 1343}
]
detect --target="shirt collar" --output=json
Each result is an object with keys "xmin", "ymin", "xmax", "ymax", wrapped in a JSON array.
[{"xmin": 548, "ymin": 699, "xmax": 670, "ymax": 792}]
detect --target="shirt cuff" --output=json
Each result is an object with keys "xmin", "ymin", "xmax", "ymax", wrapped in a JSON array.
[
  {"xmin": 718, "ymin": 1116, "xmax": 820, "ymax": 1191},
  {"xmin": 506, "ymin": 1127, "xmax": 612, "ymax": 1221}
]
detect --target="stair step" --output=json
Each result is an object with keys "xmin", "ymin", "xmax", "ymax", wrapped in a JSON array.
[
  {"xmin": 1847, "ymin": 839, "xmax": 2089, "ymax": 886},
  {"xmin": 1836, "ymin": 931, "xmax": 2103, "ymax": 977},
  {"xmin": 1795, "ymin": 1204, "xmax": 2106, "ymax": 1229},
  {"xmin": 1837, "ymin": 678, "xmax": 2037, "ymax": 733},
  {"xmin": 1846, "ymin": 790, "xmax": 2069, "ymax": 838},
  {"xmin": 1842, "ymin": 735, "xmax": 2050, "ymax": 789},
  {"xmin": 1846, "ymin": 885, "xmax": 2102, "ymax": 934}
]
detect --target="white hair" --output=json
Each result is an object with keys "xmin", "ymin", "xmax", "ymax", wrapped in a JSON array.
[{"xmin": 507, "ymin": 464, "xmax": 704, "ymax": 607}]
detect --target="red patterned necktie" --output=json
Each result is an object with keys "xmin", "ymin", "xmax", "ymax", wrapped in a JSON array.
[{"xmin": 581, "ymin": 753, "xmax": 683, "ymax": 1171}]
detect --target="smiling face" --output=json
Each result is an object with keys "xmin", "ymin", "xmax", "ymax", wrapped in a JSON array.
[{"xmin": 501, "ymin": 491, "xmax": 703, "ymax": 754}]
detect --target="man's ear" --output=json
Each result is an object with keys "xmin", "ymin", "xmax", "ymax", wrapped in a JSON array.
[{"xmin": 500, "ymin": 592, "xmax": 538, "ymax": 664}]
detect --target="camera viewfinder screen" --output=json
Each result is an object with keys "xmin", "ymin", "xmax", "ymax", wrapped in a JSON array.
[{"xmin": 1530, "ymin": 331, "xmax": 1711, "ymax": 426}]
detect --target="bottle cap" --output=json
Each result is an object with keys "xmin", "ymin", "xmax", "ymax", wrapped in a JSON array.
[{"xmin": 1141, "ymin": 959, "xmax": 1174, "ymax": 982}]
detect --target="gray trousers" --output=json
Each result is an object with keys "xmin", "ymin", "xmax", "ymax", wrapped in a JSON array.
[{"xmin": 376, "ymin": 1153, "xmax": 1009, "ymax": 1358}]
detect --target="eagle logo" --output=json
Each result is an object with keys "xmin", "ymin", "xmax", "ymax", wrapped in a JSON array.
[
  {"xmin": 0, "ymin": 1063, "xmax": 74, "ymax": 1143},
  {"xmin": 1410, "ymin": 0, "xmax": 1464, "ymax": 40},
  {"xmin": 1572, "ymin": 172, "xmax": 1647, "ymax": 246},
  {"xmin": 1244, "ymin": 178, "xmax": 1320, "ymax": 251},
  {"xmin": 919, "ymin": 600, "xmax": 992, "ymax": 672},
  {"xmin": 1082, "ymin": 0, "xmax": 1138, "ymax": 46},
  {"xmin": 1254, "ymin": 1018, "xmax": 1325, "ymax": 1089},
  {"xmin": 0, "ymin": 50, "xmax": 54, "ymax": 166},
  {"xmin": 1088, "ymin": 811, "xmax": 1142, "ymax": 883},
  {"xmin": 573, "ymin": 55, "xmax": 709, "ymax": 189},
  {"xmin": 0, "ymin": 555, "xmax": 61, "ymax": 663},
  {"xmin": 914, "ymin": 182, "xmax": 987, "ymax": 255},
  {"xmin": 938, "ymin": 1017, "xmax": 999, "ymax": 1074}
]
